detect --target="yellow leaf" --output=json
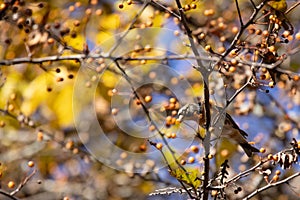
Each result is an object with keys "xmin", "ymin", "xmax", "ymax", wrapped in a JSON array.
[
  {"xmin": 21, "ymin": 72, "xmax": 51, "ymax": 115},
  {"xmin": 268, "ymin": 0, "xmax": 287, "ymax": 12},
  {"xmin": 170, "ymin": 167, "xmax": 202, "ymax": 188},
  {"xmin": 51, "ymin": 84, "xmax": 74, "ymax": 127},
  {"xmin": 215, "ymin": 138, "xmax": 236, "ymax": 167},
  {"xmin": 101, "ymin": 71, "xmax": 118, "ymax": 88},
  {"xmin": 100, "ymin": 14, "xmax": 120, "ymax": 31}
]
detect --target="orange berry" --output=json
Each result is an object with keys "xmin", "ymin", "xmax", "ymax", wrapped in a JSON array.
[
  {"xmin": 262, "ymin": 30, "xmax": 269, "ymax": 37},
  {"xmin": 175, "ymin": 119, "xmax": 181, "ymax": 124},
  {"xmin": 293, "ymin": 75, "xmax": 299, "ymax": 81},
  {"xmin": 204, "ymin": 9, "xmax": 215, "ymax": 16},
  {"xmin": 144, "ymin": 95, "xmax": 152, "ymax": 103},
  {"xmin": 8, "ymin": 104, "xmax": 14, "ymax": 112},
  {"xmin": 10, "ymin": 93, "xmax": 16, "ymax": 100},
  {"xmin": 164, "ymin": 12, "xmax": 171, "ymax": 18},
  {"xmin": 211, "ymin": 190, "xmax": 218, "ymax": 196},
  {"xmin": 229, "ymin": 66, "xmax": 236, "ymax": 73},
  {"xmin": 199, "ymin": 33, "xmax": 205, "ymax": 39},
  {"xmin": 275, "ymin": 170, "xmax": 281, "ymax": 175},
  {"xmin": 85, "ymin": 8, "xmax": 92, "ymax": 15},
  {"xmin": 268, "ymin": 46, "xmax": 276, "ymax": 53},
  {"xmin": 272, "ymin": 175, "xmax": 279, "ymax": 182},
  {"xmin": 85, "ymin": 81, "xmax": 91, "ymax": 88},
  {"xmin": 180, "ymin": 159, "xmax": 186, "ymax": 165},
  {"xmin": 111, "ymin": 108, "xmax": 118, "ymax": 115},
  {"xmin": 268, "ymin": 81, "xmax": 275, "ymax": 88},
  {"xmin": 259, "ymin": 148, "xmax": 266, "ymax": 153},
  {"xmin": 0, "ymin": 3, "xmax": 6, "ymax": 10},
  {"xmin": 205, "ymin": 45, "xmax": 211, "ymax": 51},
  {"xmin": 168, "ymin": 103, "xmax": 175, "ymax": 110},
  {"xmin": 171, "ymin": 110, "xmax": 177, "ymax": 116},
  {"xmin": 126, "ymin": 0, "xmax": 132, "ymax": 5},
  {"xmin": 230, "ymin": 59, "xmax": 238, "ymax": 66},
  {"xmin": 149, "ymin": 125, "xmax": 156, "ymax": 132},
  {"xmin": 139, "ymin": 144, "xmax": 147, "ymax": 152},
  {"xmin": 166, "ymin": 116, "xmax": 172, "ymax": 123},
  {"xmin": 37, "ymin": 131, "xmax": 43, "ymax": 141},
  {"xmin": 75, "ymin": 2, "xmax": 81, "ymax": 7},
  {"xmin": 184, "ymin": 4, "xmax": 190, "ymax": 11},
  {"xmin": 173, "ymin": 30, "xmax": 180, "ymax": 36},
  {"xmin": 65, "ymin": 141, "xmax": 74, "ymax": 149},
  {"xmin": 28, "ymin": 161, "xmax": 35, "ymax": 167},
  {"xmin": 229, "ymin": 50, "xmax": 237, "ymax": 56},
  {"xmin": 221, "ymin": 149, "xmax": 229, "ymax": 157},
  {"xmin": 166, "ymin": 132, "xmax": 172, "ymax": 138},
  {"xmin": 156, "ymin": 143, "xmax": 163, "ymax": 150},
  {"xmin": 282, "ymin": 30, "xmax": 290, "ymax": 38},
  {"xmin": 8, "ymin": 181, "xmax": 15, "ymax": 188},
  {"xmin": 267, "ymin": 154, "xmax": 273, "ymax": 160},
  {"xmin": 73, "ymin": 148, "xmax": 79, "ymax": 154},
  {"xmin": 232, "ymin": 26, "xmax": 239, "ymax": 34},
  {"xmin": 96, "ymin": 9, "xmax": 103, "ymax": 16},
  {"xmin": 220, "ymin": 36, "xmax": 226, "ymax": 42},
  {"xmin": 47, "ymin": 38, "xmax": 54, "ymax": 44},
  {"xmin": 188, "ymin": 156, "xmax": 195, "ymax": 163},
  {"xmin": 73, "ymin": 20, "xmax": 80, "ymax": 27},
  {"xmin": 190, "ymin": 145, "xmax": 199, "ymax": 153},
  {"xmin": 218, "ymin": 46, "xmax": 226, "ymax": 53},
  {"xmin": 255, "ymin": 29, "xmax": 262, "ymax": 35},
  {"xmin": 0, "ymin": 121, "xmax": 5, "ymax": 127},
  {"xmin": 171, "ymin": 132, "xmax": 176, "ymax": 139},
  {"xmin": 295, "ymin": 32, "xmax": 300, "ymax": 40},
  {"xmin": 144, "ymin": 44, "xmax": 151, "ymax": 52},
  {"xmin": 169, "ymin": 97, "xmax": 177, "ymax": 103}
]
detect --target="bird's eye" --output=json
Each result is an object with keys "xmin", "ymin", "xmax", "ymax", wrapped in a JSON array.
[{"xmin": 197, "ymin": 102, "xmax": 201, "ymax": 107}]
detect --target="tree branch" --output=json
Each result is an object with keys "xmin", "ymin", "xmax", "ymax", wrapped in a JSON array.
[{"xmin": 243, "ymin": 172, "xmax": 300, "ymax": 200}]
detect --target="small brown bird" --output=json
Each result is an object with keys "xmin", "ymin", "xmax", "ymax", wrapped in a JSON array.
[{"xmin": 177, "ymin": 103, "xmax": 259, "ymax": 157}]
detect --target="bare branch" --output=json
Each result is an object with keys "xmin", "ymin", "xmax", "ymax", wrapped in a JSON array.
[
  {"xmin": 10, "ymin": 169, "xmax": 37, "ymax": 196},
  {"xmin": 108, "ymin": 0, "xmax": 149, "ymax": 55},
  {"xmin": 0, "ymin": 190, "xmax": 19, "ymax": 200},
  {"xmin": 235, "ymin": 0, "xmax": 244, "ymax": 26},
  {"xmin": 243, "ymin": 172, "xmax": 300, "ymax": 200}
]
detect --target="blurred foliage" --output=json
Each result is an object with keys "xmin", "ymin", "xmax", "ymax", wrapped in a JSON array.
[{"xmin": 0, "ymin": 0, "xmax": 299, "ymax": 200}]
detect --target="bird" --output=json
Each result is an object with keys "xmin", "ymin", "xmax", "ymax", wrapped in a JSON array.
[{"xmin": 177, "ymin": 102, "xmax": 259, "ymax": 157}]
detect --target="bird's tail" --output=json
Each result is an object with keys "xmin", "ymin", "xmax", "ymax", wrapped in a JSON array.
[{"xmin": 240, "ymin": 142, "xmax": 260, "ymax": 157}]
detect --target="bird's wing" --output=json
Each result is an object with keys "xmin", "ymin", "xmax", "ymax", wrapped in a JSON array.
[{"xmin": 225, "ymin": 113, "xmax": 248, "ymax": 137}]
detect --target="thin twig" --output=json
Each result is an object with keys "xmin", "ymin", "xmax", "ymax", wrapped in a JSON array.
[
  {"xmin": 243, "ymin": 172, "xmax": 300, "ymax": 200},
  {"xmin": 265, "ymin": 93, "xmax": 300, "ymax": 128},
  {"xmin": 113, "ymin": 60, "xmax": 196, "ymax": 199},
  {"xmin": 235, "ymin": 0, "xmax": 244, "ymax": 26},
  {"xmin": 211, "ymin": 77, "xmax": 253, "ymax": 132},
  {"xmin": 108, "ymin": 0, "xmax": 149, "ymax": 56},
  {"xmin": 0, "ymin": 190, "xmax": 19, "ymax": 200},
  {"xmin": 174, "ymin": 0, "xmax": 211, "ymax": 199},
  {"xmin": 221, "ymin": 1, "xmax": 267, "ymax": 59},
  {"xmin": 10, "ymin": 169, "xmax": 37, "ymax": 196},
  {"xmin": 150, "ymin": 0, "xmax": 181, "ymax": 19},
  {"xmin": 285, "ymin": 1, "xmax": 300, "ymax": 15},
  {"xmin": 226, "ymin": 160, "xmax": 264, "ymax": 184}
]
